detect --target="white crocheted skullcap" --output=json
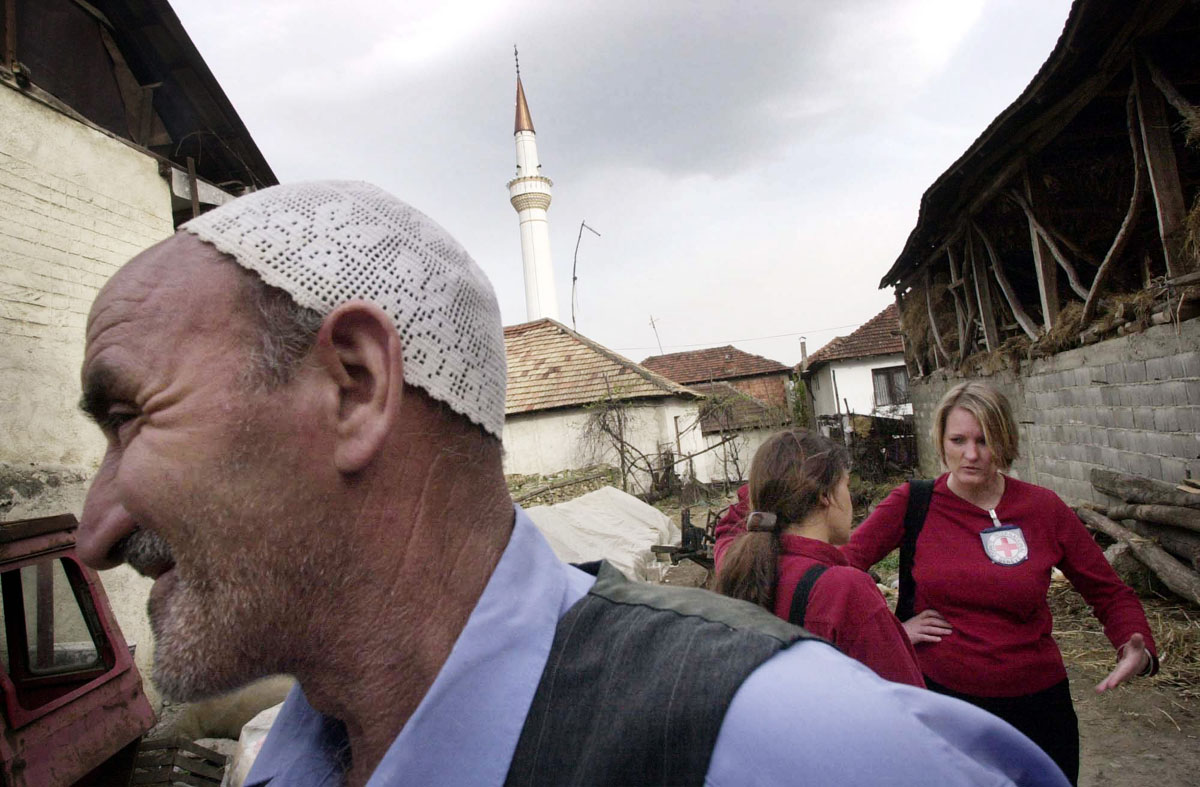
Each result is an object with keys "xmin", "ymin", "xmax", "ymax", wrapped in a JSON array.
[{"xmin": 181, "ymin": 180, "xmax": 507, "ymax": 439}]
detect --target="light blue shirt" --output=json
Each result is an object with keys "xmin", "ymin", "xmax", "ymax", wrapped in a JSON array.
[{"xmin": 247, "ymin": 507, "xmax": 1067, "ymax": 786}]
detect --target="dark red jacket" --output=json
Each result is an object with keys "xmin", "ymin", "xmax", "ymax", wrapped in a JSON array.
[
  {"xmin": 842, "ymin": 474, "xmax": 1158, "ymax": 697},
  {"xmin": 714, "ymin": 485, "xmax": 924, "ymax": 687}
]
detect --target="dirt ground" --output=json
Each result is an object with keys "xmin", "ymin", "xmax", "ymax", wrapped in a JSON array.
[{"xmin": 1072, "ymin": 660, "xmax": 1199, "ymax": 786}]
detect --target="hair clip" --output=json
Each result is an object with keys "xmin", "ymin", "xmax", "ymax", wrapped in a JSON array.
[{"xmin": 745, "ymin": 511, "xmax": 778, "ymax": 532}]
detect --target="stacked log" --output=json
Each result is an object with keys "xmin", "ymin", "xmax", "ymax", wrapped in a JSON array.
[{"xmin": 1076, "ymin": 468, "xmax": 1200, "ymax": 607}]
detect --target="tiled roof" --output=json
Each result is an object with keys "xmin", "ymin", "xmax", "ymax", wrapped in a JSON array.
[
  {"xmin": 505, "ymin": 319, "xmax": 700, "ymax": 415},
  {"xmin": 641, "ymin": 345, "xmax": 790, "ymax": 384},
  {"xmin": 690, "ymin": 382, "xmax": 790, "ymax": 435},
  {"xmin": 805, "ymin": 304, "xmax": 903, "ymax": 368}
]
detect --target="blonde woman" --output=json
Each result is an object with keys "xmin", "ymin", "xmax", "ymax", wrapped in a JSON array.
[{"xmin": 843, "ymin": 382, "xmax": 1157, "ymax": 785}]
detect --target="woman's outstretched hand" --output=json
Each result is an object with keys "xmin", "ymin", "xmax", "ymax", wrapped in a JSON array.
[
  {"xmin": 903, "ymin": 609, "xmax": 953, "ymax": 644},
  {"xmin": 1096, "ymin": 633, "xmax": 1151, "ymax": 693}
]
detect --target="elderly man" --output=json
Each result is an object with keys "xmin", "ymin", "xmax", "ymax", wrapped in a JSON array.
[{"xmin": 77, "ymin": 182, "xmax": 1066, "ymax": 787}]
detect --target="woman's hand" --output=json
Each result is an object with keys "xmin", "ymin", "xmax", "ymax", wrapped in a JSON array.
[
  {"xmin": 903, "ymin": 609, "xmax": 952, "ymax": 644},
  {"xmin": 1095, "ymin": 633, "xmax": 1151, "ymax": 693}
]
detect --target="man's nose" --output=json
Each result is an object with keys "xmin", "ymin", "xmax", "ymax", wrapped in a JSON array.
[{"xmin": 76, "ymin": 455, "xmax": 136, "ymax": 569}]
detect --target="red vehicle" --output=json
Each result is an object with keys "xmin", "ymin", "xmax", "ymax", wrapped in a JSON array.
[{"xmin": 0, "ymin": 514, "xmax": 155, "ymax": 785}]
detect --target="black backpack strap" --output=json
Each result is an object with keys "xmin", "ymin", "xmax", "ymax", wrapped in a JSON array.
[
  {"xmin": 787, "ymin": 564, "xmax": 830, "ymax": 629},
  {"xmin": 897, "ymin": 479, "xmax": 935, "ymax": 622}
]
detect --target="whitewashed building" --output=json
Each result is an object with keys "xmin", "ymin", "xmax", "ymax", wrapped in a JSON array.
[
  {"xmin": 801, "ymin": 304, "xmax": 911, "ymax": 436},
  {"xmin": 503, "ymin": 319, "xmax": 711, "ymax": 490}
]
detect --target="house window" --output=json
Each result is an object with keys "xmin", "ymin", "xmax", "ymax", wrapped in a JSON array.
[{"xmin": 872, "ymin": 366, "xmax": 909, "ymax": 407}]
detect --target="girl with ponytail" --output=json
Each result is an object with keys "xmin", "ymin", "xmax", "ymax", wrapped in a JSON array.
[{"xmin": 715, "ymin": 429, "xmax": 923, "ymax": 686}]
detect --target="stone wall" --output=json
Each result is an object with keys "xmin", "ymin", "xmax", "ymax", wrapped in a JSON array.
[{"xmin": 910, "ymin": 318, "xmax": 1200, "ymax": 503}]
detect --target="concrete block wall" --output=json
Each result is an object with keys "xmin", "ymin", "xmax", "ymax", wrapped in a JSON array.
[{"xmin": 910, "ymin": 318, "xmax": 1200, "ymax": 504}]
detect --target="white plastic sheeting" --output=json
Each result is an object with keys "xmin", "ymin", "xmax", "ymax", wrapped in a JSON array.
[
  {"xmin": 524, "ymin": 486, "xmax": 680, "ymax": 581},
  {"xmin": 221, "ymin": 703, "xmax": 282, "ymax": 787}
]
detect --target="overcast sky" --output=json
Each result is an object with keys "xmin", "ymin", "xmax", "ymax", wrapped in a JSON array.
[{"xmin": 171, "ymin": 0, "xmax": 1074, "ymax": 368}]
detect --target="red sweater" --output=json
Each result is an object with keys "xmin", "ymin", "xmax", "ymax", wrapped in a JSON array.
[
  {"xmin": 772, "ymin": 535, "xmax": 925, "ymax": 687},
  {"xmin": 842, "ymin": 474, "xmax": 1158, "ymax": 697},
  {"xmin": 712, "ymin": 484, "xmax": 749, "ymax": 568},
  {"xmin": 713, "ymin": 486, "xmax": 924, "ymax": 687}
]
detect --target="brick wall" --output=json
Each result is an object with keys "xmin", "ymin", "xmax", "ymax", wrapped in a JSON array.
[
  {"xmin": 911, "ymin": 318, "xmax": 1200, "ymax": 503},
  {"xmin": 1, "ymin": 84, "xmax": 174, "ymax": 468},
  {"xmin": 728, "ymin": 373, "xmax": 790, "ymax": 409}
]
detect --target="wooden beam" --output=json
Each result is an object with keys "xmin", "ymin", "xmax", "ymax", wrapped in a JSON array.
[
  {"xmin": 1023, "ymin": 169, "xmax": 1059, "ymax": 329},
  {"xmin": 973, "ymin": 221, "xmax": 1038, "ymax": 340},
  {"xmin": 1134, "ymin": 56, "xmax": 1191, "ymax": 277},
  {"xmin": 4, "ymin": 0, "xmax": 16, "ymax": 72},
  {"xmin": 1144, "ymin": 56, "xmax": 1200, "ymax": 145},
  {"xmin": 1083, "ymin": 86, "xmax": 1147, "ymax": 324},
  {"xmin": 957, "ymin": 238, "xmax": 980, "ymax": 362},
  {"xmin": 924, "ymin": 268, "xmax": 949, "ymax": 366},
  {"xmin": 1076, "ymin": 507, "xmax": 1200, "ymax": 607},
  {"xmin": 1006, "ymin": 190, "xmax": 1090, "ymax": 299},
  {"xmin": 968, "ymin": 232, "xmax": 1000, "ymax": 351},
  {"xmin": 946, "ymin": 247, "xmax": 967, "ymax": 352}
]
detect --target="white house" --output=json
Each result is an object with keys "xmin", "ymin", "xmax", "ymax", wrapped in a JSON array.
[
  {"xmin": 503, "ymin": 319, "xmax": 714, "ymax": 491},
  {"xmin": 800, "ymin": 304, "xmax": 911, "ymax": 437}
]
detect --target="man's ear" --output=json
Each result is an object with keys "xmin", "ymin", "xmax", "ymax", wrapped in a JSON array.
[{"xmin": 313, "ymin": 301, "xmax": 403, "ymax": 473}]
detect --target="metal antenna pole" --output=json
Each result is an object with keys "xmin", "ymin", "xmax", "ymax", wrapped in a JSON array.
[
  {"xmin": 571, "ymin": 220, "xmax": 601, "ymax": 331},
  {"xmin": 649, "ymin": 315, "xmax": 664, "ymax": 355}
]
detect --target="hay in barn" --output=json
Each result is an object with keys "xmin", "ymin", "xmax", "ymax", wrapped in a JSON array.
[
  {"xmin": 898, "ymin": 286, "xmax": 932, "ymax": 369},
  {"xmin": 1050, "ymin": 576, "xmax": 1200, "ymax": 700}
]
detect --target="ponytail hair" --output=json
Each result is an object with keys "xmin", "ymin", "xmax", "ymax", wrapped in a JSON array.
[{"xmin": 715, "ymin": 429, "xmax": 850, "ymax": 611}]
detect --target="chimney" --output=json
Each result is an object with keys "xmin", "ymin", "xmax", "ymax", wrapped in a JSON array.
[{"xmin": 799, "ymin": 338, "xmax": 808, "ymax": 372}]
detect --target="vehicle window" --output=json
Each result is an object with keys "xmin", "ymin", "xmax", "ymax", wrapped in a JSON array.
[{"xmin": 20, "ymin": 560, "xmax": 103, "ymax": 674}]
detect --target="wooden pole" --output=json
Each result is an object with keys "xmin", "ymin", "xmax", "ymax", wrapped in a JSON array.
[
  {"xmin": 924, "ymin": 269, "xmax": 949, "ymax": 366},
  {"xmin": 1143, "ymin": 56, "xmax": 1200, "ymax": 144},
  {"xmin": 946, "ymin": 247, "xmax": 966, "ymax": 348},
  {"xmin": 1104, "ymin": 503, "xmax": 1200, "ymax": 535},
  {"xmin": 1134, "ymin": 56, "xmax": 1190, "ymax": 277},
  {"xmin": 1092, "ymin": 468, "xmax": 1200, "ymax": 510},
  {"xmin": 1006, "ymin": 190, "xmax": 1090, "ymax": 299},
  {"xmin": 1082, "ymin": 86, "xmax": 1147, "ymax": 324},
  {"xmin": 1076, "ymin": 507, "xmax": 1200, "ymax": 607},
  {"xmin": 1023, "ymin": 168, "xmax": 1060, "ymax": 329},
  {"xmin": 1122, "ymin": 519, "xmax": 1200, "ymax": 571},
  {"xmin": 4, "ymin": 0, "xmax": 15, "ymax": 72},
  {"xmin": 973, "ymin": 221, "xmax": 1038, "ymax": 339},
  {"xmin": 968, "ymin": 231, "xmax": 1000, "ymax": 351}
]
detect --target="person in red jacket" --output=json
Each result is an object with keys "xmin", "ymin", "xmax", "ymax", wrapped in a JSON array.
[
  {"xmin": 714, "ymin": 429, "xmax": 924, "ymax": 687},
  {"xmin": 843, "ymin": 382, "xmax": 1158, "ymax": 785}
]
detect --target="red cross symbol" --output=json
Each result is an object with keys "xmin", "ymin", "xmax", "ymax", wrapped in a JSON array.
[{"xmin": 995, "ymin": 537, "xmax": 1019, "ymax": 558}]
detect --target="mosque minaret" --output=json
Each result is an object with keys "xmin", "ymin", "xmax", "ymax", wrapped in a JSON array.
[{"xmin": 507, "ymin": 55, "xmax": 560, "ymax": 322}]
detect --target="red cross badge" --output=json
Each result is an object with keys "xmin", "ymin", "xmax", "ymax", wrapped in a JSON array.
[{"xmin": 980, "ymin": 525, "xmax": 1028, "ymax": 566}]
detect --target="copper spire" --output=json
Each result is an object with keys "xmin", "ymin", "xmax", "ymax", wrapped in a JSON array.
[{"xmin": 514, "ymin": 46, "xmax": 535, "ymax": 134}]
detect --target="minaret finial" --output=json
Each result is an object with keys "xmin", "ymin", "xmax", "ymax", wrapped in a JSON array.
[{"xmin": 514, "ymin": 45, "xmax": 520, "ymax": 80}]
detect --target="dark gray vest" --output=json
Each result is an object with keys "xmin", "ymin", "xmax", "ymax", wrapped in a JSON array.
[{"xmin": 504, "ymin": 562, "xmax": 825, "ymax": 787}]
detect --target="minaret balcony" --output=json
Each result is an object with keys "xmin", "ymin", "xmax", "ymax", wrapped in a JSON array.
[{"xmin": 507, "ymin": 175, "xmax": 553, "ymax": 193}]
